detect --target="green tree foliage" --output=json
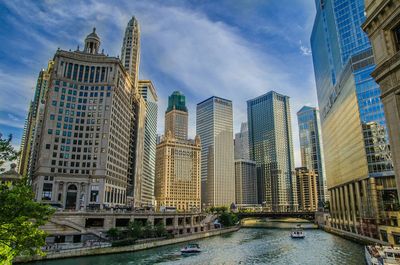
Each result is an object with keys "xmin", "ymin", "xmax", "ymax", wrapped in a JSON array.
[
  {"xmin": 106, "ymin": 228, "xmax": 121, "ymax": 240},
  {"xmin": 0, "ymin": 180, "xmax": 55, "ymax": 264},
  {"xmin": 0, "ymin": 133, "xmax": 19, "ymax": 172},
  {"xmin": 143, "ymin": 221, "xmax": 155, "ymax": 239},
  {"xmin": 154, "ymin": 223, "xmax": 167, "ymax": 238},
  {"xmin": 127, "ymin": 221, "xmax": 143, "ymax": 239},
  {"xmin": 218, "ymin": 212, "xmax": 238, "ymax": 227}
]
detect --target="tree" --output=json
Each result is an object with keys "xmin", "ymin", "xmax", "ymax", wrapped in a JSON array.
[
  {"xmin": 0, "ymin": 180, "xmax": 55, "ymax": 264},
  {"xmin": 106, "ymin": 228, "xmax": 121, "ymax": 241},
  {"xmin": 218, "ymin": 212, "xmax": 238, "ymax": 227},
  {"xmin": 0, "ymin": 133, "xmax": 19, "ymax": 172},
  {"xmin": 143, "ymin": 221, "xmax": 154, "ymax": 239},
  {"xmin": 127, "ymin": 221, "xmax": 143, "ymax": 239},
  {"xmin": 154, "ymin": 223, "xmax": 167, "ymax": 238}
]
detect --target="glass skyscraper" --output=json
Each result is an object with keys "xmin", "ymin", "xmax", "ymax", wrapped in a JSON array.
[
  {"xmin": 297, "ymin": 106, "xmax": 328, "ymax": 207},
  {"xmin": 311, "ymin": 0, "xmax": 396, "ymax": 240},
  {"xmin": 247, "ymin": 91, "xmax": 297, "ymax": 212},
  {"xmin": 196, "ymin": 96, "xmax": 235, "ymax": 207},
  {"xmin": 138, "ymin": 80, "xmax": 158, "ymax": 206}
]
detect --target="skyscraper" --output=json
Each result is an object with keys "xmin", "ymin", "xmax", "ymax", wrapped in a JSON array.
[
  {"xmin": 121, "ymin": 17, "xmax": 147, "ymax": 207},
  {"xmin": 138, "ymin": 80, "xmax": 158, "ymax": 206},
  {"xmin": 121, "ymin": 16, "xmax": 140, "ymax": 89},
  {"xmin": 165, "ymin": 91, "xmax": 188, "ymax": 140},
  {"xmin": 28, "ymin": 28, "xmax": 135, "ymax": 210},
  {"xmin": 155, "ymin": 91, "xmax": 201, "ymax": 211},
  {"xmin": 234, "ymin": 122, "xmax": 250, "ymax": 160},
  {"xmin": 234, "ymin": 159, "xmax": 257, "ymax": 205},
  {"xmin": 196, "ymin": 96, "xmax": 235, "ymax": 207},
  {"xmin": 247, "ymin": 91, "xmax": 297, "ymax": 212},
  {"xmin": 311, "ymin": 0, "xmax": 396, "ymax": 240},
  {"xmin": 297, "ymin": 106, "xmax": 328, "ymax": 206},
  {"xmin": 19, "ymin": 61, "xmax": 54, "ymax": 177},
  {"xmin": 296, "ymin": 167, "xmax": 318, "ymax": 212}
]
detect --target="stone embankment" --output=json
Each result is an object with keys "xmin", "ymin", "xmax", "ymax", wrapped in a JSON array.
[{"xmin": 15, "ymin": 226, "xmax": 240, "ymax": 263}]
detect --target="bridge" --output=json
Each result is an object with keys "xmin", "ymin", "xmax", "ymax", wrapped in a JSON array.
[{"xmin": 237, "ymin": 211, "xmax": 316, "ymax": 221}]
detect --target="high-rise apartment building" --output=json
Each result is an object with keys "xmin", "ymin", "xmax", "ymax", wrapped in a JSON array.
[
  {"xmin": 234, "ymin": 159, "xmax": 257, "ymax": 205},
  {"xmin": 121, "ymin": 17, "xmax": 147, "ymax": 207},
  {"xmin": 155, "ymin": 91, "xmax": 201, "ymax": 211},
  {"xmin": 165, "ymin": 91, "xmax": 188, "ymax": 140},
  {"xmin": 138, "ymin": 80, "xmax": 158, "ymax": 206},
  {"xmin": 297, "ymin": 106, "xmax": 328, "ymax": 206},
  {"xmin": 19, "ymin": 61, "xmax": 54, "ymax": 177},
  {"xmin": 29, "ymin": 29, "xmax": 135, "ymax": 210},
  {"xmin": 363, "ymin": 0, "xmax": 400, "ymax": 245},
  {"xmin": 234, "ymin": 122, "xmax": 250, "ymax": 160},
  {"xmin": 196, "ymin": 96, "xmax": 235, "ymax": 207},
  {"xmin": 247, "ymin": 91, "xmax": 298, "ymax": 212},
  {"xmin": 296, "ymin": 167, "xmax": 318, "ymax": 212},
  {"xmin": 311, "ymin": 0, "xmax": 397, "ymax": 241}
]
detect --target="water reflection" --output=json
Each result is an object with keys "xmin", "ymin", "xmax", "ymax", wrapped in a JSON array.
[{"xmin": 30, "ymin": 228, "xmax": 364, "ymax": 265}]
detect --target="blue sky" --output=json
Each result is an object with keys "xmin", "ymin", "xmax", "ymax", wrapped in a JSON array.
[{"xmin": 0, "ymin": 0, "xmax": 317, "ymax": 166}]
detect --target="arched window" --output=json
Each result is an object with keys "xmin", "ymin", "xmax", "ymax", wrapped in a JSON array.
[{"xmin": 68, "ymin": 184, "xmax": 78, "ymax": 191}]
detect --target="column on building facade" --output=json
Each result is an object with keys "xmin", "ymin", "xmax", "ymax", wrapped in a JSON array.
[
  {"xmin": 369, "ymin": 177, "xmax": 380, "ymax": 224},
  {"xmin": 340, "ymin": 187, "xmax": 346, "ymax": 229},
  {"xmin": 330, "ymin": 190, "xmax": 337, "ymax": 227},
  {"xmin": 355, "ymin": 181, "xmax": 362, "ymax": 234},
  {"xmin": 344, "ymin": 184, "xmax": 351, "ymax": 229},
  {"xmin": 349, "ymin": 183, "xmax": 358, "ymax": 234},
  {"xmin": 335, "ymin": 188, "xmax": 342, "ymax": 229}
]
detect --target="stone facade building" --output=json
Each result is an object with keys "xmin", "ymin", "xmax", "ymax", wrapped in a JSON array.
[
  {"xmin": 296, "ymin": 167, "xmax": 318, "ymax": 212},
  {"xmin": 196, "ymin": 96, "xmax": 235, "ymax": 207},
  {"xmin": 29, "ymin": 29, "xmax": 137, "ymax": 210},
  {"xmin": 234, "ymin": 159, "xmax": 257, "ymax": 205},
  {"xmin": 155, "ymin": 91, "xmax": 201, "ymax": 212},
  {"xmin": 363, "ymin": 0, "xmax": 400, "ymax": 245}
]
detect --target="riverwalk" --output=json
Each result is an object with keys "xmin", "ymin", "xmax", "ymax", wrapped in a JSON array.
[{"xmin": 15, "ymin": 226, "xmax": 240, "ymax": 263}]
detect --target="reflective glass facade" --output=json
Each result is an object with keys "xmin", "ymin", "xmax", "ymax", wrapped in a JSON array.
[
  {"xmin": 247, "ymin": 91, "xmax": 297, "ymax": 212},
  {"xmin": 297, "ymin": 106, "xmax": 328, "ymax": 206},
  {"xmin": 139, "ymin": 80, "xmax": 158, "ymax": 206}
]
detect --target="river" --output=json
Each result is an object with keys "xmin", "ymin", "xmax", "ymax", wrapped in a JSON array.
[{"xmin": 30, "ymin": 228, "xmax": 365, "ymax": 265}]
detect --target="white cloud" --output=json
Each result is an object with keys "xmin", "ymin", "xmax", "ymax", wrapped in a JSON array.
[
  {"xmin": 1, "ymin": 0, "xmax": 318, "ymax": 166},
  {"xmin": 299, "ymin": 40, "xmax": 312, "ymax": 56}
]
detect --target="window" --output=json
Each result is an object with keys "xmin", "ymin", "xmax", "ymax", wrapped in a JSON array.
[
  {"xmin": 42, "ymin": 183, "xmax": 53, "ymax": 200},
  {"xmin": 394, "ymin": 25, "xmax": 400, "ymax": 51}
]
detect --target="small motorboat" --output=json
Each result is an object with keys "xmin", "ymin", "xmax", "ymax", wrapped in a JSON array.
[
  {"xmin": 291, "ymin": 225, "xmax": 305, "ymax": 239},
  {"xmin": 181, "ymin": 243, "xmax": 201, "ymax": 254}
]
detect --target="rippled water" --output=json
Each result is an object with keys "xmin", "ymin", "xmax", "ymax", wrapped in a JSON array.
[{"xmin": 30, "ymin": 228, "xmax": 364, "ymax": 265}]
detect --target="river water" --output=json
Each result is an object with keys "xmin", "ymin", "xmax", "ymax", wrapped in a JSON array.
[{"xmin": 30, "ymin": 228, "xmax": 365, "ymax": 265}]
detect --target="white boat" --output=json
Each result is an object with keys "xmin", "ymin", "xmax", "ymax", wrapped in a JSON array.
[
  {"xmin": 181, "ymin": 243, "xmax": 201, "ymax": 254},
  {"xmin": 365, "ymin": 245, "xmax": 400, "ymax": 265},
  {"xmin": 291, "ymin": 225, "xmax": 305, "ymax": 239}
]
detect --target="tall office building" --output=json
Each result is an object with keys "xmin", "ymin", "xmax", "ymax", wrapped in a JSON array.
[
  {"xmin": 297, "ymin": 106, "xmax": 328, "ymax": 206},
  {"xmin": 121, "ymin": 16, "xmax": 140, "ymax": 89},
  {"xmin": 311, "ymin": 0, "xmax": 396, "ymax": 240},
  {"xmin": 234, "ymin": 122, "xmax": 250, "ymax": 160},
  {"xmin": 235, "ymin": 159, "xmax": 257, "ymax": 205},
  {"xmin": 138, "ymin": 80, "xmax": 158, "ymax": 206},
  {"xmin": 296, "ymin": 167, "xmax": 318, "ymax": 212},
  {"xmin": 247, "ymin": 91, "xmax": 298, "ymax": 212},
  {"xmin": 28, "ymin": 28, "xmax": 135, "ymax": 210},
  {"xmin": 19, "ymin": 61, "xmax": 54, "ymax": 177},
  {"xmin": 196, "ymin": 96, "xmax": 235, "ymax": 207},
  {"xmin": 155, "ymin": 92, "xmax": 201, "ymax": 211},
  {"xmin": 165, "ymin": 91, "xmax": 188, "ymax": 140},
  {"xmin": 363, "ymin": 0, "xmax": 400, "ymax": 245},
  {"xmin": 121, "ymin": 17, "xmax": 147, "ymax": 207}
]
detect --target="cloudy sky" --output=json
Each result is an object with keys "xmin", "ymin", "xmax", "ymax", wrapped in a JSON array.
[{"xmin": 0, "ymin": 0, "xmax": 317, "ymax": 166}]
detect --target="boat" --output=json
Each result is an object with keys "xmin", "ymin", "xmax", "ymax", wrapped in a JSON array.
[
  {"xmin": 181, "ymin": 243, "xmax": 201, "ymax": 254},
  {"xmin": 291, "ymin": 224, "xmax": 305, "ymax": 239},
  {"xmin": 365, "ymin": 245, "xmax": 400, "ymax": 265}
]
